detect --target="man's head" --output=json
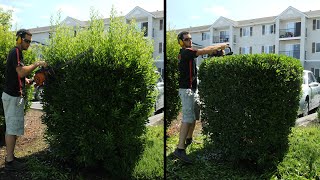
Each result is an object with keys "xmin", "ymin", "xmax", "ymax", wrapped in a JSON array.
[
  {"xmin": 16, "ymin": 29, "xmax": 32, "ymax": 50},
  {"xmin": 177, "ymin": 31, "xmax": 192, "ymax": 48}
]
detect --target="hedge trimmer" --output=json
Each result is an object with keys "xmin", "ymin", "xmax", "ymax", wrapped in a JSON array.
[
  {"xmin": 208, "ymin": 46, "xmax": 233, "ymax": 57},
  {"xmin": 33, "ymin": 48, "xmax": 94, "ymax": 87}
]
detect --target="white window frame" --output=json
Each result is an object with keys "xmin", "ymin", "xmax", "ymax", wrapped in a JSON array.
[
  {"xmin": 202, "ymin": 32, "xmax": 210, "ymax": 41},
  {"xmin": 264, "ymin": 45, "xmax": 273, "ymax": 53},
  {"xmin": 317, "ymin": 19, "xmax": 320, "ymax": 30},
  {"xmin": 316, "ymin": 43, "xmax": 320, "ymax": 53},
  {"xmin": 242, "ymin": 27, "xmax": 250, "ymax": 37},
  {"xmin": 264, "ymin": 24, "xmax": 274, "ymax": 35},
  {"xmin": 241, "ymin": 47, "xmax": 250, "ymax": 54}
]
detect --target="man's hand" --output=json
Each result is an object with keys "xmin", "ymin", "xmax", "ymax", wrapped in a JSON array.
[
  {"xmin": 25, "ymin": 78, "xmax": 34, "ymax": 86},
  {"xmin": 34, "ymin": 60, "xmax": 48, "ymax": 67},
  {"xmin": 197, "ymin": 43, "xmax": 229, "ymax": 56}
]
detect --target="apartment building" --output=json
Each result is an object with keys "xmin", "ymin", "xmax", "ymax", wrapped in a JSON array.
[
  {"xmin": 28, "ymin": 6, "xmax": 164, "ymax": 77},
  {"xmin": 176, "ymin": 6, "xmax": 320, "ymax": 78}
]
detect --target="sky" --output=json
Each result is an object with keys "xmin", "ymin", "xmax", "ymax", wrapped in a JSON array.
[
  {"xmin": 0, "ymin": 0, "xmax": 163, "ymax": 30},
  {"xmin": 167, "ymin": 0, "xmax": 320, "ymax": 30}
]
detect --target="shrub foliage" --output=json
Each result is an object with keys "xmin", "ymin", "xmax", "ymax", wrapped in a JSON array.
[
  {"xmin": 41, "ymin": 9, "xmax": 157, "ymax": 178},
  {"xmin": 165, "ymin": 30, "xmax": 181, "ymax": 129},
  {"xmin": 198, "ymin": 54, "xmax": 303, "ymax": 170}
]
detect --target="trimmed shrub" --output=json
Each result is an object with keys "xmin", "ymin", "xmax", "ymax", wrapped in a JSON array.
[
  {"xmin": 199, "ymin": 54, "xmax": 303, "ymax": 170},
  {"xmin": 41, "ymin": 9, "xmax": 157, "ymax": 178},
  {"xmin": 165, "ymin": 30, "xmax": 181, "ymax": 130}
]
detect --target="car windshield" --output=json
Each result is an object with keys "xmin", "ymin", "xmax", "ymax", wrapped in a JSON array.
[{"xmin": 303, "ymin": 72, "xmax": 307, "ymax": 84}]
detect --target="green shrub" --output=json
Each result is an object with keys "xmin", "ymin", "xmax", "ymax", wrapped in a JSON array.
[
  {"xmin": 165, "ymin": 30, "xmax": 181, "ymax": 130},
  {"xmin": 41, "ymin": 9, "xmax": 157, "ymax": 178},
  {"xmin": 199, "ymin": 54, "xmax": 303, "ymax": 170}
]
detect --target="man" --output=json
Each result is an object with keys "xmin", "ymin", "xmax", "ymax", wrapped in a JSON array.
[
  {"xmin": 173, "ymin": 31, "xmax": 228, "ymax": 164},
  {"xmin": 2, "ymin": 29, "xmax": 47, "ymax": 171}
]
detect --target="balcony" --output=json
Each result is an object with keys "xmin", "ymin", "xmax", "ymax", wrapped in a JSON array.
[
  {"xmin": 212, "ymin": 35, "xmax": 229, "ymax": 43},
  {"xmin": 279, "ymin": 50, "xmax": 300, "ymax": 59},
  {"xmin": 279, "ymin": 28, "xmax": 301, "ymax": 38}
]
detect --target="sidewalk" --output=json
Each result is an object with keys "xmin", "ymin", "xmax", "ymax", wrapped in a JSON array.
[{"xmin": 295, "ymin": 112, "xmax": 319, "ymax": 127}]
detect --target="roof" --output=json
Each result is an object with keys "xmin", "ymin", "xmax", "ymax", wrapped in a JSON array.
[
  {"xmin": 304, "ymin": 9, "xmax": 320, "ymax": 18},
  {"xmin": 175, "ymin": 25, "xmax": 211, "ymax": 33},
  {"xmin": 150, "ymin": 10, "xmax": 164, "ymax": 18},
  {"xmin": 28, "ymin": 26, "xmax": 52, "ymax": 33},
  {"xmin": 236, "ymin": 16, "xmax": 277, "ymax": 26}
]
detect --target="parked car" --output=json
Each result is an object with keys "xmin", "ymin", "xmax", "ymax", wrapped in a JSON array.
[
  {"xmin": 33, "ymin": 86, "xmax": 44, "ymax": 102},
  {"xmin": 154, "ymin": 72, "xmax": 164, "ymax": 114},
  {"xmin": 298, "ymin": 70, "xmax": 320, "ymax": 116}
]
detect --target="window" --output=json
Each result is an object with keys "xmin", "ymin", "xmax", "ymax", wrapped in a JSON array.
[
  {"xmin": 219, "ymin": 31, "xmax": 229, "ymax": 42},
  {"xmin": 159, "ymin": 42, "xmax": 162, "ymax": 53},
  {"xmin": 313, "ymin": 19, "xmax": 320, "ymax": 30},
  {"xmin": 202, "ymin": 32, "xmax": 209, "ymax": 40},
  {"xmin": 262, "ymin": 24, "xmax": 275, "ymax": 35},
  {"xmin": 240, "ymin": 47, "xmax": 251, "ymax": 54},
  {"xmin": 141, "ymin": 22, "xmax": 148, "ymax": 36},
  {"xmin": 240, "ymin": 27, "xmax": 252, "ymax": 37},
  {"xmin": 263, "ymin": 45, "xmax": 274, "ymax": 53},
  {"xmin": 159, "ymin": 19, "xmax": 163, "ymax": 30},
  {"xmin": 312, "ymin": 42, "xmax": 320, "ymax": 53}
]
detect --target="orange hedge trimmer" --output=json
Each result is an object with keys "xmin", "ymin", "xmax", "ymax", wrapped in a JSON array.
[{"xmin": 33, "ymin": 48, "xmax": 94, "ymax": 87}]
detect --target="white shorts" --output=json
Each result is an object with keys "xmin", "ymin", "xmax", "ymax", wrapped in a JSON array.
[
  {"xmin": 179, "ymin": 89, "xmax": 197, "ymax": 123},
  {"xmin": 2, "ymin": 92, "xmax": 25, "ymax": 136}
]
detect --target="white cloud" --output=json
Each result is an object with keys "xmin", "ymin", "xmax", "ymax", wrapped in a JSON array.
[
  {"xmin": 204, "ymin": 6, "xmax": 229, "ymax": 17},
  {"xmin": 55, "ymin": 3, "xmax": 86, "ymax": 20}
]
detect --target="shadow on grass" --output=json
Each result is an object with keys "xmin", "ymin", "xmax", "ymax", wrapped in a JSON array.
[
  {"xmin": 0, "ymin": 149, "xmax": 113, "ymax": 180},
  {"xmin": 166, "ymin": 145, "xmax": 277, "ymax": 180}
]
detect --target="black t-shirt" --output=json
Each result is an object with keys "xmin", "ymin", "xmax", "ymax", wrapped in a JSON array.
[
  {"xmin": 178, "ymin": 48, "xmax": 198, "ymax": 90},
  {"xmin": 4, "ymin": 47, "xmax": 26, "ymax": 97}
]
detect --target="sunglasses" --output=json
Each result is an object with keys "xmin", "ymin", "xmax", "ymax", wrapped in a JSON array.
[
  {"xmin": 183, "ymin": 38, "xmax": 192, "ymax": 41},
  {"xmin": 22, "ymin": 38, "xmax": 31, "ymax": 44}
]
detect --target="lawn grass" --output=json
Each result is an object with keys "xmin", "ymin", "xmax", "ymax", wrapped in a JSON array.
[
  {"xmin": 166, "ymin": 124, "xmax": 320, "ymax": 179},
  {"xmin": 2, "ymin": 125, "xmax": 164, "ymax": 180},
  {"xmin": 133, "ymin": 125, "xmax": 164, "ymax": 179}
]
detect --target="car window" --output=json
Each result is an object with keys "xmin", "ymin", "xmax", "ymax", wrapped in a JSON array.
[{"xmin": 308, "ymin": 73, "xmax": 316, "ymax": 83}]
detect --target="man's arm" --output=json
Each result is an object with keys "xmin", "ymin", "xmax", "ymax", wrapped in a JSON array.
[
  {"xmin": 196, "ymin": 43, "xmax": 228, "ymax": 56},
  {"xmin": 16, "ymin": 61, "xmax": 47, "ymax": 78}
]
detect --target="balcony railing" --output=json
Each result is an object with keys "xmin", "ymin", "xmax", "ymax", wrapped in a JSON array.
[
  {"xmin": 279, "ymin": 50, "xmax": 300, "ymax": 59},
  {"xmin": 279, "ymin": 28, "xmax": 301, "ymax": 38},
  {"xmin": 212, "ymin": 35, "xmax": 229, "ymax": 43}
]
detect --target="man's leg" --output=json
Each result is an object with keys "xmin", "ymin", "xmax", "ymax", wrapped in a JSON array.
[
  {"xmin": 186, "ymin": 121, "xmax": 195, "ymax": 140},
  {"xmin": 173, "ymin": 89, "xmax": 195, "ymax": 163},
  {"xmin": 177, "ymin": 122, "xmax": 192, "ymax": 149},
  {"xmin": 5, "ymin": 135, "xmax": 16, "ymax": 161},
  {"xmin": 2, "ymin": 93, "xmax": 26, "ymax": 170}
]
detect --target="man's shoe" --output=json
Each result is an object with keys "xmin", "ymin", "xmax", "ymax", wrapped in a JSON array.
[
  {"xmin": 5, "ymin": 159, "xmax": 26, "ymax": 171},
  {"xmin": 173, "ymin": 148, "xmax": 192, "ymax": 164}
]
